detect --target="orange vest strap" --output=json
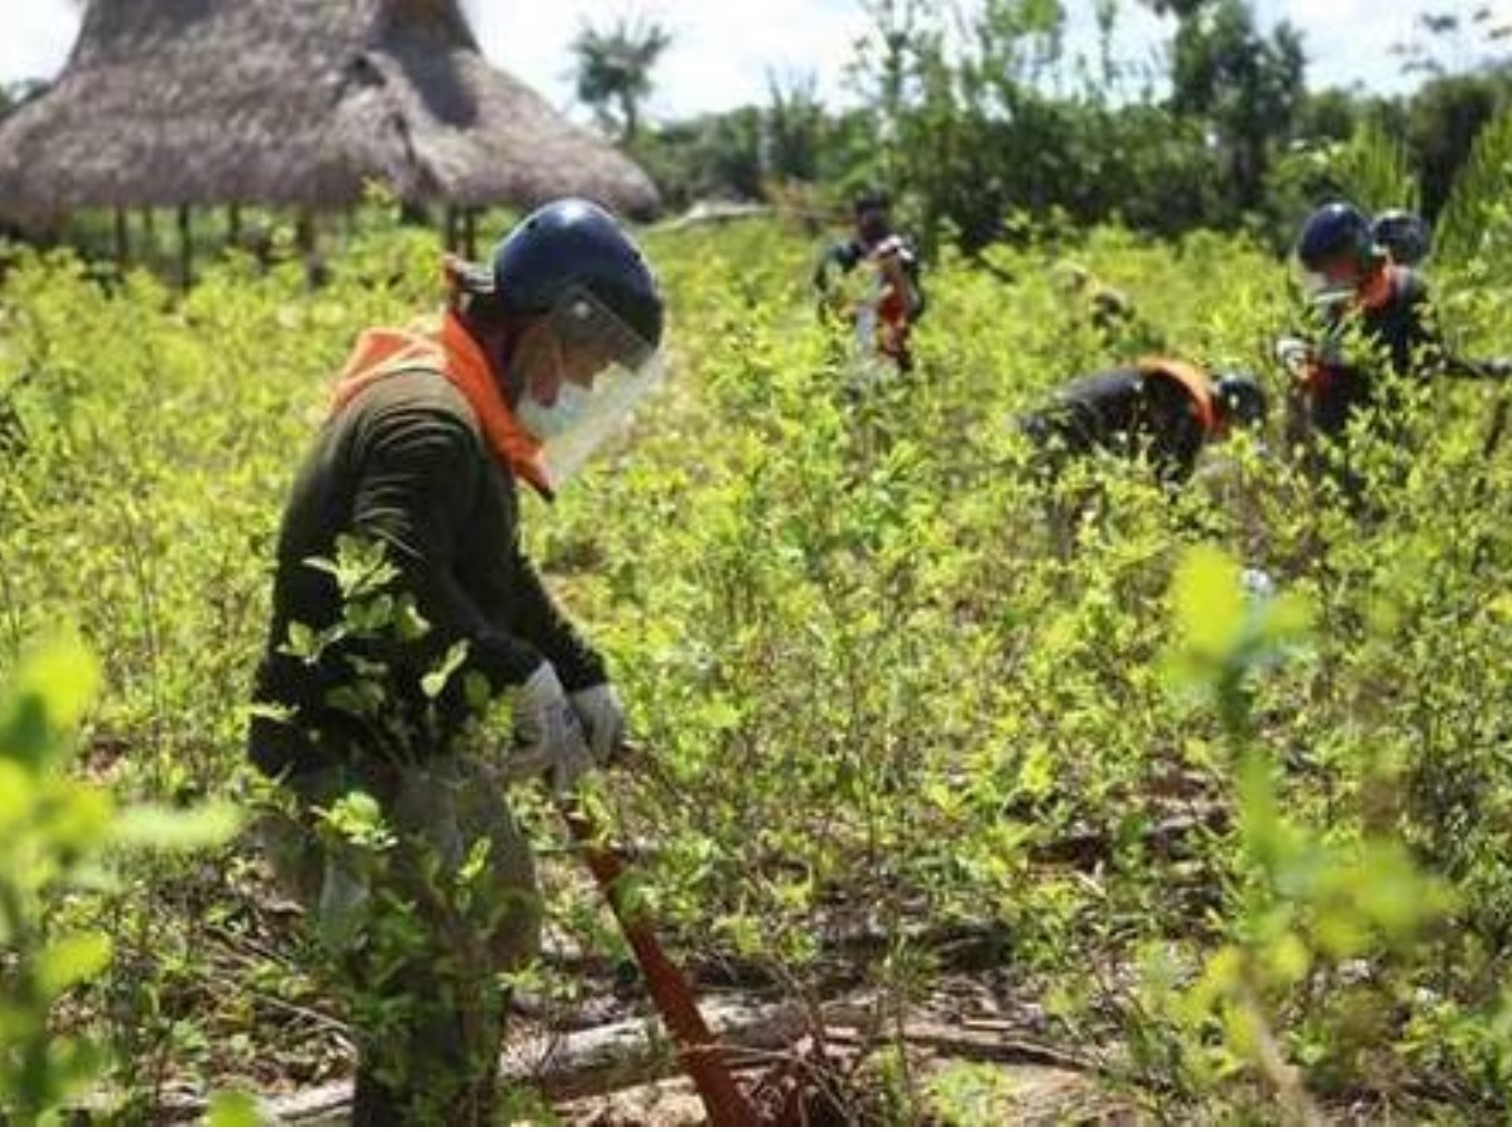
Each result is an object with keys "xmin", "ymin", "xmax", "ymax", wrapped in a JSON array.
[{"xmin": 1137, "ymin": 356, "xmax": 1217, "ymax": 436}]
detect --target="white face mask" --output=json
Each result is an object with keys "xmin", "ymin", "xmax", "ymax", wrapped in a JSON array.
[
  {"xmin": 507, "ymin": 288, "xmax": 667, "ymax": 487},
  {"xmin": 515, "ymin": 379, "xmax": 591, "ymax": 440},
  {"xmin": 1301, "ymin": 269, "xmax": 1355, "ymax": 308}
]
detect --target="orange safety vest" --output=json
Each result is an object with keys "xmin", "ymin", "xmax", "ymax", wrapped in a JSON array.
[
  {"xmin": 329, "ymin": 309, "xmax": 553, "ymax": 498},
  {"xmin": 1137, "ymin": 356, "xmax": 1217, "ymax": 436}
]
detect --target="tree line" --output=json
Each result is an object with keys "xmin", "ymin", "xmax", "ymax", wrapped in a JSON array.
[{"xmin": 570, "ymin": 0, "xmax": 1512, "ymax": 254}]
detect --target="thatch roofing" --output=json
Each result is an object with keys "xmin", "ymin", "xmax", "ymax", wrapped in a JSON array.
[{"xmin": 0, "ymin": 0, "xmax": 662, "ymax": 221}]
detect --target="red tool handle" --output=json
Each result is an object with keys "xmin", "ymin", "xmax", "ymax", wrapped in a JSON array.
[{"xmin": 560, "ymin": 805, "xmax": 760, "ymax": 1126}]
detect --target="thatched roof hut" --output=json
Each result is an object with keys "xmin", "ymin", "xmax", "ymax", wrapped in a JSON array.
[{"xmin": 0, "ymin": 0, "xmax": 662, "ymax": 223}]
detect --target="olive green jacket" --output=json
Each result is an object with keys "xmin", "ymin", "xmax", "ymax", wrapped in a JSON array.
[{"xmin": 248, "ymin": 370, "xmax": 604, "ymax": 780}]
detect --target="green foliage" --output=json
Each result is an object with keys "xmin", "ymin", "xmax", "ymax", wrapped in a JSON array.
[
  {"xmin": 1332, "ymin": 117, "xmax": 1420, "ymax": 216},
  {"xmin": 1138, "ymin": 548, "xmax": 1455, "ymax": 1121},
  {"xmin": 1163, "ymin": 545, "xmax": 1313, "ymax": 735},
  {"xmin": 0, "ymin": 640, "xmax": 238, "ymax": 1123},
  {"xmin": 628, "ymin": 0, "xmax": 1505, "ymax": 258},
  {"xmin": 1410, "ymin": 71, "xmax": 1512, "ymax": 222},
  {"xmin": 924, "ymin": 1061, "xmax": 1022, "ymax": 1125},
  {"xmin": 1435, "ymin": 107, "xmax": 1512, "ymax": 270},
  {"xmin": 570, "ymin": 14, "xmax": 673, "ymax": 143},
  {"xmin": 1167, "ymin": 0, "xmax": 1306, "ymax": 214},
  {"xmin": 3, "ymin": 195, "xmax": 1512, "ymax": 1120},
  {"xmin": 203, "ymin": 1090, "xmax": 267, "ymax": 1126}
]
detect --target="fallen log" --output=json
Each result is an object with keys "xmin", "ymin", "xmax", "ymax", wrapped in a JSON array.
[
  {"xmin": 819, "ymin": 999, "xmax": 1096, "ymax": 1073},
  {"xmin": 261, "ymin": 998, "xmax": 807, "ymax": 1125}
]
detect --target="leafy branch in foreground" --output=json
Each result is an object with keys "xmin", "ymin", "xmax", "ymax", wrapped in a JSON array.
[
  {"xmin": 1130, "ymin": 547, "xmax": 1456, "ymax": 1122},
  {"xmin": 0, "ymin": 639, "xmax": 242, "ymax": 1124}
]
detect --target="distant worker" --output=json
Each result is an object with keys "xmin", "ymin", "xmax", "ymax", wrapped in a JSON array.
[
  {"xmin": 813, "ymin": 187, "xmax": 926, "ymax": 373},
  {"xmin": 1278, "ymin": 201, "xmax": 1507, "ymax": 496},
  {"xmin": 1020, "ymin": 356, "xmax": 1268, "ymax": 486}
]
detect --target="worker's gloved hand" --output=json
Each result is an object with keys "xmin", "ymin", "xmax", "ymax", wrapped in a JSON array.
[
  {"xmin": 506, "ymin": 662, "xmax": 594, "ymax": 795},
  {"xmin": 569, "ymin": 682, "xmax": 628, "ymax": 764},
  {"xmin": 1273, "ymin": 336, "xmax": 1312, "ymax": 373}
]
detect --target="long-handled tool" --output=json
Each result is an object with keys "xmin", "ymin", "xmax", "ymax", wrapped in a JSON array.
[{"xmin": 556, "ymin": 799, "xmax": 761, "ymax": 1126}]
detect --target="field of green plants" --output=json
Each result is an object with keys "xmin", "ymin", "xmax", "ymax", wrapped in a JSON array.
[{"xmin": 3, "ymin": 131, "xmax": 1512, "ymax": 1122}]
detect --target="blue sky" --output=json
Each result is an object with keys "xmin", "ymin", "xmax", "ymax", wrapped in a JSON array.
[{"xmin": 2, "ymin": 1, "xmax": 1509, "ymax": 121}]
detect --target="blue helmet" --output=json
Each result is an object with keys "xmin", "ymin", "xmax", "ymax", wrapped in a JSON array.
[
  {"xmin": 1372, "ymin": 208, "xmax": 1431, "ymax": 267},
  {"xmin": 490, "ymin": 198, "xmax": 663, "ymax": 352},
  {"xmin": 1214, "ymin": 371, "xmax": 1267, "ymax": 429},
  {"xmin": 1296, "ymin": 201, "xmax": 1376, "ymax": 271}
]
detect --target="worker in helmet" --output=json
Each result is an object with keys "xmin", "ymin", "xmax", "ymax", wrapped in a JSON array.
[
  {"xmin": 1371, "ymin": 207, "xmax": 1432, "ymax": 268},
  {"xmin": 1277, "ymin": 200, "xmax": 1508, "ymax": 499},
  {"xmin": 1019, "ymin": 357, "xmax": 1268, "ymax": 486},
  {"xmin": 247, "ymin": 198, "xmax": 664, "ymax": 1125},
  {"xmin": 813, "ymin": 187, "xmax": 927, "ymax": 374}
]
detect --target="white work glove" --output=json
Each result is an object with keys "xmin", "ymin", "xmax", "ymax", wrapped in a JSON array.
[
  {"xmin": 569, "ymin": 682, "xmax": 628, "ymax": 764},
  {"xmin": 506, "ymin": 662, "xmax": 594, "ymax": 795},
  {"xmin": 1273, "ymin": 336, "xmax": 1311, "ymax": 373},
  {"xmin": 1240, "ymin": 566, "xmax": 1277, "ymax": 601}
]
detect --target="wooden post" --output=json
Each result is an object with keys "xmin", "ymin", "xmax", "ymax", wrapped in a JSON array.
[
  {"xmin": 51, "ymin": 210, "xmax": 74, "ymax": 253},
  {"xmin": 113, "ymin": 207, "xmax": 130, "ymax": 271},
  {"xmin": 294, "ymin": 207, "xmax": 316, "ymax": 257},
  {"xmin": 177, "ymin": 203, "xmax": 192, "ymax": 290},
  {"xmin": 399, "ymin": 198, "xmax": 428, "ymax": 226},
  {"xmin": 295, "ymin": 208, "xmax": 327, "ymax": 287},
  {"xmin": 227, "ymin": 202, "xmax": 241, "ymax": 249},
  {"xmin": 464, "ymin": 207, "xmax": 478, "ymax": 260},
  {"xmin": 444, "ymin": 204, "xmax": 459, "ymax": 252}
]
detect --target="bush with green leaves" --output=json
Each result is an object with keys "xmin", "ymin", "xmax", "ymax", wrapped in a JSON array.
[
  {"xmin": 1, "ymin": 168, "xmax": 1512, "ymax": 1121},
  {"xmin": 0, "ymin": 639, "xmax": 239, "ymax": 1123}
]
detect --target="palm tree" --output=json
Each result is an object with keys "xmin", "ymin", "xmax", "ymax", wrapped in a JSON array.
[{"xmin": 570, "ymin": 15, "xmax": 673, "ymax": 143}]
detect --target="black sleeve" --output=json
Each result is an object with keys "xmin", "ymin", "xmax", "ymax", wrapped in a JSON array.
[
  {"xmin": 351, "ymin": 405, "xmax": 543, "ymax": 691},
  {"xmin": 814, "ymin": 239, "xmax": 863, "ymax": 288},
  {"xmin": 1399, "ymin": 271, "xmax": 1444, "ymax": 373},
  {"xmin": 1142, "ymin": 375, "xmax": 1206, "ymax": 484},
  {"xmin": 812, "ymin": 247, "xmax": 835, "ymax": 293},
  {"xmin": 502, "ymin": 548, "xmax": 609, "ymax": 692}
]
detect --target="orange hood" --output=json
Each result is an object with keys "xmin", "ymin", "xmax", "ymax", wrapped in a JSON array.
[
  {"xmin": 1138, "ymin": 356, "xmax": 1217, "ymax": 436},
  {"xmin": 329, "ymin": 310, "xmax": 553, "ymax": 498}
]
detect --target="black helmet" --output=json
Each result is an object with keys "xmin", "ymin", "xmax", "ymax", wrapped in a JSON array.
[
  {"xmin": 1296, "ymin": 201, "xmax": 1376, "ymax": 271},
  {"xmin": 852, "ymin": 186, "xmax": 893, "ymax": 244},
  {"xmin": 1214, "ymin": 371, "xmax": 1267, "ymax": 429},
  {"xmin": 1372, "ymin": 208, "xmax": 1431, "ymax": 267},
  {"xmin": 490, "ymin": 198, "xmax": 663, "ymax": 352}
]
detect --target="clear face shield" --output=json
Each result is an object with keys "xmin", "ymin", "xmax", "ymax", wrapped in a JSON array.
[
  {"xmin": 512, "ymin": 285, "xmax": 666, "ymax": 487},
  {"xmin": 1299, "ymin": 252, "xmax": 1365, "ymax": 311}
]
